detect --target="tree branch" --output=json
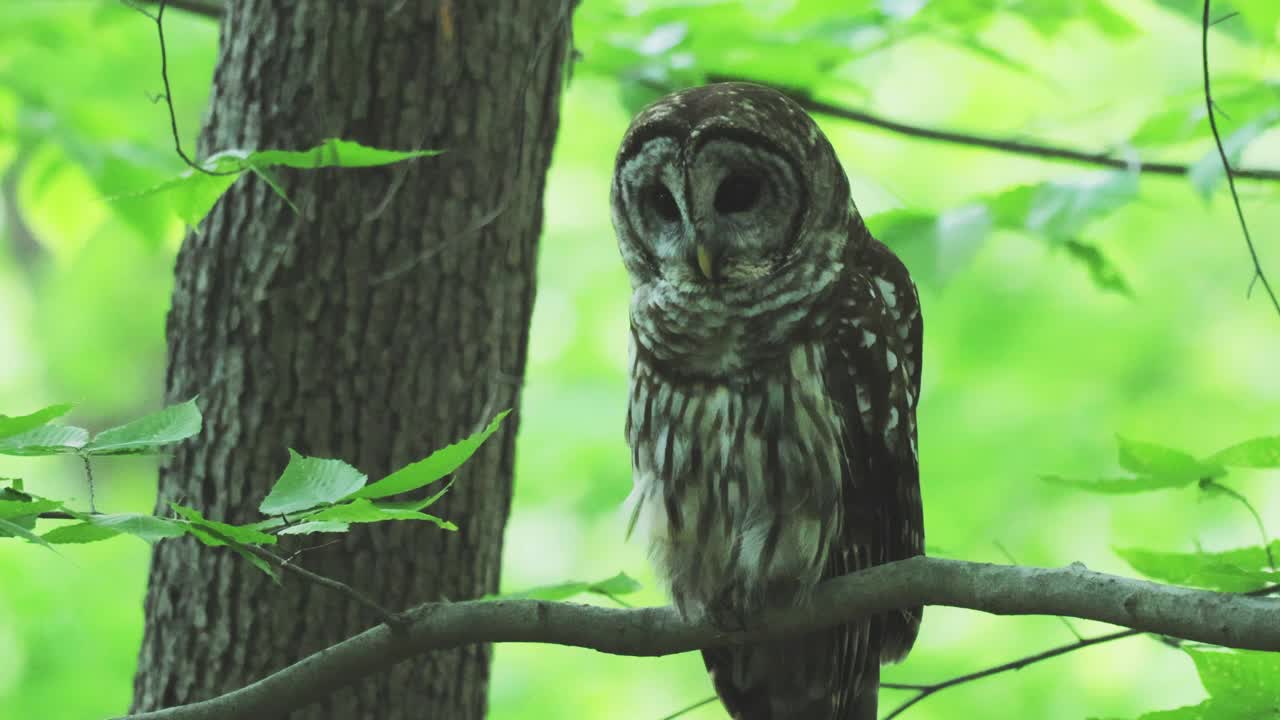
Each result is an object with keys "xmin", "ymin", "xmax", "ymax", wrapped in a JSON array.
[
  {"xmin": 702, "ymin": 74, "xmax": 1280, "ymax": 183},
  {"xmin": 1200, "ymin": 0, "xmax": 1280, "ymax": 317},
  {"xmin": 117, "ymin": 556, "xmax": 1280, "ymax": 720}
]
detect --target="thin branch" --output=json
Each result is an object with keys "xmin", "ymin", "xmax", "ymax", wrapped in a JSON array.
[
  {"xmin": 658, "ymin": 695, "xmax": 718, "ymax": 720},
  {"xmin": 194, "ymin": 525, "xmax": 406, "ymax": 629},
  {"xmin": 129, "ymin": 0, "xmax": 237, "ymax": 176},
  {"xmin": 1201, "ymin": 0, "xmax": 1280, "ymax": 317},
  {"xmin": 1201, "ymin": 479, "xmax": 1276, "ymax": 569},
  {"xmin": 700, "ymin": 74, "xmax": 1280, "ymax": 183},
  {"xmin": 80, "ymin": 454, "xmax": 97, "ymax": 514},
  {"xmin": 885, "ymin": 629, "xmax": 1139, "ymax": 719},
  {"xmin": 117, "ymin": 557, "xmax": 1280, "ymax": 720},
  {"xmin": 881, "ymin": 582, "xmax": 1280, "ymax": 718}
]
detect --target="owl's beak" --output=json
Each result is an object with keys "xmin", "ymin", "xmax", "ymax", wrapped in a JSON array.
[{"xmin": 695, "ymin": 243, "xmax": 717, "ymax": 282}]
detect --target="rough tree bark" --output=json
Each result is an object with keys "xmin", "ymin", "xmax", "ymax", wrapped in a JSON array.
[{"xmin": 131, "ymin": 2, "xmax": 573, "ymax": 718}]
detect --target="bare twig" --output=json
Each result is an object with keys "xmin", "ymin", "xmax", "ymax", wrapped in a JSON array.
[
  {"xmin": 193, "ymin": 525, "xmax": 406, "ymax": 630},
  {"xmin": 1201, "ymin": 0, "xmax": 1280, "ymax": 318},
  {"xmin": 129, "ymin": 0, "xmax": 238, "ymax": 176},
  {"xmin": 116, "ymin": 557, "xmax": 1280, "ymax": 720},
  {"xmin": 659, "ymin": 695, "xmax": 718, "ymax": 720},
  {"xmin": 1200, "ymin": 478, "xmax": 1276, "ymax": 569},
  {"xmin": 881, "ymin": 582, "xmax": 1280, "ymax": 718},
  {"xmin": 80, "ymin": 455, "xmax": 97, "ymax": 514}
]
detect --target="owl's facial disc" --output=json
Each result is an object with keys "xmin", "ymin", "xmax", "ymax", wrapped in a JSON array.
[{"xmin": 683, "ymin": 137, "xmax": 802, "ymax": 286}]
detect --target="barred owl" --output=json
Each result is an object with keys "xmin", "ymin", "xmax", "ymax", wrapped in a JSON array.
[{"xmin": 611, "ymin": 83, "xmax": 924, "ymax": 720}]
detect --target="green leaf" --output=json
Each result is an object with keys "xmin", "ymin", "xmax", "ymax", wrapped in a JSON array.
[
  {"xmin": 0, "ymin": 424, "xmax": 89, "ymax": 456},
  {"xmin": 276, "ymin": 520, "xmax": 351, "ymax": 535},
  {"xmin": 170, "ymin": 504, "xmax": 278, "ymax": 546},
  {"xmin": 1116, "ymin": 436, "xmax": 1224, "ymax": 482},
  {"xmin": 488, "ymin": 573, "xmax": 643, "ymax": 602},
  {"xmin": 248, "ymin": 138, "xmax": 443, "ymax": 170},
  {"xmin": 1186, "ymin": 646, "xmax": 1280, "ymax": 705},
  {"xmin": 82, "ymin": 398, "xmax": 202, "ymax": 455},
  {"xmin": 992, "ymin": 171, "xmax": 1139, "ymax": 238},
  {"xmin": 1188, "ymin": 108, "xmax": 1280, "ymax": 198},
  {"xmin": 42, "ymin": 522, "xmax": 120, "ymax": 544},
  {"xmin": 0, "ymin": 498, "xmax": 63, "ymax": 519},
  {"xmin": 1115, "ymin": 543, "xmax": 1280, "ymax": 592},
  {"xmin": 0, "ymin": 517, "xmax": 58, "ymax": 552},
  {"xmin": 0, "ymin": 403, "xmax": 73, "ymax": 441},
  {"xmin": 1209, "ymin": 436, "xmax": 1280, "ymax": 468},
  {"xmin": 125, "ymin": 139, "xmax": 441, "ymax": 227},
  {"xmin": 1041, "ymin": 474, "xmax": 1195, "ymax": 494},
  {"xmin": 588, "ymin": 572, "xmax": 643, "ymax": 597},
  {"xmin": 354, "ymin": 411, "xmax": 510, "ymax": 500},
  {"xmin": 307, "ymin": 498, "xmax": 457, "ymax": 530},
  {"xmin": 259, "ymin": 451, "xmax": 368, "ymax": 516},
  {"xmin": 871, "ymin": 205, "xmax": 992, "ymax": 287},
  {"xmin": 88, "ymin": 513, "xmax": 188, "ymax": 544},
  {"xmin": 1061, "ymin": 240, "xmax": 1133, "ymax": 297}
]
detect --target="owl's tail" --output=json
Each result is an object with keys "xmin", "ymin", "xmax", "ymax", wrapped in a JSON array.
[{"xmin": 702, "ymin": 624, "xmax": 879, "ymax": 720}]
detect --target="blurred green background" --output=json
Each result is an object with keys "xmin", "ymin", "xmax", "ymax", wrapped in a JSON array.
[{"xmin": 1, "ymin": 1, "xmax": 1278, "ymax": 718}]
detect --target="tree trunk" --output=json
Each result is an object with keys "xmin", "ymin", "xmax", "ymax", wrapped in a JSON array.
[{"xmin": 131, "ymin": 2, "xmax": 572, "ymax": 717}]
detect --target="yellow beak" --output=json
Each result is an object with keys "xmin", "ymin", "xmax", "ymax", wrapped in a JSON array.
[{"xmin": 696, "ymin": 243, "xmax": 716, "ymax": 281}]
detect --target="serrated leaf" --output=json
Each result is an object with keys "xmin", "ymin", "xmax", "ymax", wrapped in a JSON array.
[
  {"xmin": 353, "ymin": 411, "xmax": 510, "ymax": 500},
  {"xmin": 1209, "ymin": 436, "xmax": 1280, "ymax": 468},
  {"xmin": 276, "ymin": 520, "xmax": 351, "ymax": 535},
  {"xmin": 248, "ymin": 138, "xmax": 443, "ymax": 169},
  {"xmin": 306, "ymin": 498, "xmax": 457, "ymax": 531},
  {"xmin": 0, "ymin": 424, "xmax": 89, "ymax": 456},
  {"xmin": 89, "ymin": 513, "xmax": 188, "ymax": 544},
  {"xmin": 1041, "ymin": 474, "xmax": 1194, "ymax": 493},
  {"xmin": 259, "ymin": 451, "xmax": 367, "ymax": 516},
  {"xmin": 222, "ymin": 541, "xmax": 280, "ymax": 583},
  {"xmin": 0, "ymin": 498, "xmax": 63, "ymax": 519},
  {"xmin": 1115, "ymin": 543, "xmax": 1280, "ymax": 592},
  {"xmin": 82, "ymin": 398, "xmax": 202, "ymax": 455},
  {"xmin": 1116, "ymin": 436, "xmax": 1224, "ymax": 482},
  {"xmin": 0, "ymin": 517, "xmax": 58, "ymax": 552},
  {"xmin": 42, "ymin": 522, "xmax": 120, "ymax": 544},
  {"xmin": 489, "ymin": 573, "xmax": 643, "ymax": 602},
  {"xmin": 588, "ymin": 572, "xmax": 642, "ymax": 596},
  {"xmin": 1186, "ymin": 647, "xmax": 1280, "ymax": 706},
  {"xmin": 171, "ymin": 504, "xmax": 278, "ymax": 546},
  {"xmin": 0, "ymin": 403, "xmax": 73, "ymax": 441}
]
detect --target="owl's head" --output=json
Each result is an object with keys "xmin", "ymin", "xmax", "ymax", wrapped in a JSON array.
[{"xmin": 611, "ymin": 82, "xmax": 857, "ymax": 294}]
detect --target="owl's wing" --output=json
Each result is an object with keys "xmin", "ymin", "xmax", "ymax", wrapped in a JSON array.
[{"xmin": 824, "ymin": 227, "xmax": 925, "ymax": 704}]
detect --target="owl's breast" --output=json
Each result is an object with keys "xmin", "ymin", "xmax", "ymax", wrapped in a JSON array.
[{"xmin": 626, "ymin": 341, "xmax": 847, "ymax": 616}]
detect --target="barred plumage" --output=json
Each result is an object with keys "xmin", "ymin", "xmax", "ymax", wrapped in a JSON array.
[{"xmin": 612, "ymin": 82, "xmax": 924, "ymax": 720}]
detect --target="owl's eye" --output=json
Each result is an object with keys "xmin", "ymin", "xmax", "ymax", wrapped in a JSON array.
[
  {"xmin": 714, "ymin": 173, "xmax": 762, "ymax": 214},
  {"xmin": 646, "ymin": 184, "xmax": 681, "ymax": 223}
]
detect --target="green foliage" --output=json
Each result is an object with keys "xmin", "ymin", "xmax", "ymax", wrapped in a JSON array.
[
  {"xmin": 1114, "ymin": 544, "xmax": 1279, "ymax": 592},
  {"xmin": 0, "ymin": 400, "xmax": 507, "ymax": 580},
  {"xmin": 81, "ymin": 397, "xmax": 201, "ymax": 455},
  {"xmin": 1111, "ymin": 648, "xmax": 1280, "ymax": 719},
  {"xmin": 129, "ymin": 139, "xmax": 444, "ymax": 227},
  {"xmin": 491, "ymin": 572, "xmax": 643, "ymax": 602},
  {"xmin": 0, "ymin": 403, "xmax": 72, "ymax": 440},
  {"xmin": 354, "ymin": 410, "xmax": 511, "ymax": 500}
]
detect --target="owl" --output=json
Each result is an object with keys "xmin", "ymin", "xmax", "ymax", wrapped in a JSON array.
[{"xmin": 611, "ymin": 83, "xmax": 924, "ymax": 720}]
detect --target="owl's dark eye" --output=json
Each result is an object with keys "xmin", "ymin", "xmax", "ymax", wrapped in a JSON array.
[
  {"xmin": 646, "ymin": 184, "xmax": 681, "ymax": 223},
  {"xmin": 714, "ymin": 173, "xmax": 762, "ymax": 214}
]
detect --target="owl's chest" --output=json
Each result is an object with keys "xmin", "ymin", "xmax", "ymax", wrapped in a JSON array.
[{"xmin": 626, "ymin": 341, "xmax": 847, "ymax": 609}]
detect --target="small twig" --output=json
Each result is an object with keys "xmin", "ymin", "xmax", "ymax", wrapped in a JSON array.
[
  {"xmin": 658, "ymin": 695, "xmax": 717, "ymax": 720},
  {"xmin": 883, "ymin": 629, "xmax": 1140, "ymax": 719},
  {"xmin": 881, "ymin": 582, "xmax": 1280, "ymax": 719},
  {"xmin": 1201, "ymin": 0, "xmax": 1280, "ymax": 319},
  {"xmin": 1200, "ymin": 478, "xmax": 1276, "ymax": 569},
  {"xmin": 195, "ymin": 524, "xmax": 407, "ymax": 630},
  {"xmin": 80, "ymin": 455, "xmax": 97, "ymax": 514},
  {"xmin": 129, "ymin": 0, "xmax": 238, "ymax": 177}
]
